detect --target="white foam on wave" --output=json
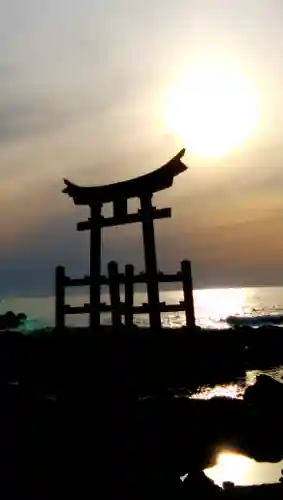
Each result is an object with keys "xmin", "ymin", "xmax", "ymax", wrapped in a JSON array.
[{"xmin": 225, "ymin": 313, "xmax": 283, "ymax": 328}]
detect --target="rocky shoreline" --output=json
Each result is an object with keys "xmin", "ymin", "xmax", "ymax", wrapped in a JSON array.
[{"xmin": 0, "ymin": 326, "xmax": 282, "ymax": 498}]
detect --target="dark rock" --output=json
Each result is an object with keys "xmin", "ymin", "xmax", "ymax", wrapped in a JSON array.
[
  {"xmin": 182, "ymin": 470, "xmax": 221, "ymax": 496},
  {"xmin": 244, "ymin": 375, "xmax": 283, "ymax": 407},
  {"xmin": 223, "ymin": 481, "xmax": 235, "ymax": 490},
  {"xmin": 0, "ymin": 311, "xmax": 27, "ymax": 330}
]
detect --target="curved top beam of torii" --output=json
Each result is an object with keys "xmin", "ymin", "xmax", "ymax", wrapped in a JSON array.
[{"xmin": 62, "ymin": 148, "xmax": 187, "ymax": 205}]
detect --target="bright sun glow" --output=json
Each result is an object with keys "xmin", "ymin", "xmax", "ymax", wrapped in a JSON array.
[
  {"xmin": 206, "ymin": 452, "xmax": 252, "ymax": 486},
  {"xmin": 165, "ymin": 62, "xmax": 260, "ymax": 158}
]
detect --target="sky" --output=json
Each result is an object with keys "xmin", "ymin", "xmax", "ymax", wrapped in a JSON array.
[{"xmin": 1, "ymin": 0, "xmax": 283, "ymax": 295}]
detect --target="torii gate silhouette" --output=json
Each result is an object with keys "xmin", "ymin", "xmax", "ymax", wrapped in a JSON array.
[{"xmin": 62, "ymin": 148, "xmax": 188, "ymax": 330}]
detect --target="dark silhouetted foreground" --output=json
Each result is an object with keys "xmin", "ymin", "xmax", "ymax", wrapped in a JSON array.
[{"xmin": 0, "ymin": 326, "xmax": 282, "ymax": 498}]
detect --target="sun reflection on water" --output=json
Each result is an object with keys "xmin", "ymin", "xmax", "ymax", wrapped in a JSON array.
[
  {"xmin": 205, "ymin": 452, "xmax": 252, "ymax": 486},
  {"xmin": 205, "ymin": 451, "xmax": 283, "ymax": 486},
  {"xmin": 193, "ymin": 287, "xmax": 249, "ymax": 328},
  {"xmin": 191, "ymin": 382, "xmax": 245, "ymax": 400},
  {"xmin": 161, "ymin": 286, "xmax": 257, "ymax": 329}
]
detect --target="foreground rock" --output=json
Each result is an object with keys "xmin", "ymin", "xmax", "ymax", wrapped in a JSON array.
[
  {"xmin": 0, "ymin": 325, "xmax": 282, "ymax": 499},
  {"xmin": 123, "ymin": 375, "xmax": 283, "ymax": 498}
]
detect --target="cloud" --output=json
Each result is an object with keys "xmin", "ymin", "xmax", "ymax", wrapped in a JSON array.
[
  {"xmin": 0, "ymin": 94, "xmax": 78, "ymax": 143},
  {"xmin": 0, "ymin": 0, "xmax": 283, "ymax": 296}
]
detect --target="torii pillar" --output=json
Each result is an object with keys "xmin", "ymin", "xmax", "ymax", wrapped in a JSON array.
[
  {"xmin": 89, "ymin": 201, "xmax": 102, "ymax": 329},
  {"xmin": 140, "ymin": 194, "xmax": 161, "ymax": 329}
]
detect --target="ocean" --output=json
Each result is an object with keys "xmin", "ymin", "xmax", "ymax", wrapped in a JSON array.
[
  {"xmin": 3, "ymin": 284, "xmax": 283, "ymax": 331},
  {"xmin": 1, "ymin": 285, "xmax": 283, "ymax": 486}
]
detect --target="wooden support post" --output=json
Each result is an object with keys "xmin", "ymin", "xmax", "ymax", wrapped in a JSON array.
[
  {"xmin": 140, "ymin": 194, "xmax": 161, "ymax": 330},
  {"xmin": 89, "ymin": 203, "xmax": 102, "ymax": 330},
  {"xmin": 55, "ymin": 265, "xmax": 65, "ymax": 329},
  {"xmin": 108, "ymin": 261, "xmax": 122, "ymax": 328},
  {"xmin": 125, "ymin": 264, "xmax": 134, "ymax": 327},
  {"xmin": 181, "ymin": 260, "xmax": 195, "ymax": 329}
]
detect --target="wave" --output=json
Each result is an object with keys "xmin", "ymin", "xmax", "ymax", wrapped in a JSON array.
[
  {"xmin": 12, "ymin": 312, "xmax": 283, "ymax": 332},
  {"xmin": 225, "ymin": 313, "xmax": 283, "ymax": 327}
]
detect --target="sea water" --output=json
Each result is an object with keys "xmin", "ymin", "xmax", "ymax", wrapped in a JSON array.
[{"xmin": 2, "ymin": 285, "xmax": 283, "ymax": 331}]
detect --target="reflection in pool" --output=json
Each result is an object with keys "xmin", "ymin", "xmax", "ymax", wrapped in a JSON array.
[
  {"xmin": 205, "ymin": 451, "xmax": 283, "ymax": 486},
  {"xmin": 191, "ymin": 366, "xmax": 283, "ymax": 485}
]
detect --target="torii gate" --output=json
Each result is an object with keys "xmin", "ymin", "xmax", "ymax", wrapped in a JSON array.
[{"xmin": 62, "ymin": 148, "xmax": 188, "ymax": 330}]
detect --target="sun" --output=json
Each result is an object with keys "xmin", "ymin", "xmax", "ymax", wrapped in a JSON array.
[{"xmin": 165, "ymin": 62, "xmax": 260, "ymax": 158}]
